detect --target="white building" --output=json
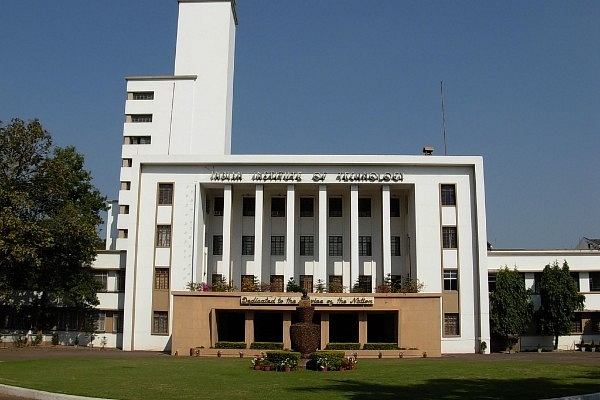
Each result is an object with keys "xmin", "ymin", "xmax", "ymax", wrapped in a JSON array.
[{"xmin": 95, "ymin": 0, "xmax": 599, "ymax": 354}]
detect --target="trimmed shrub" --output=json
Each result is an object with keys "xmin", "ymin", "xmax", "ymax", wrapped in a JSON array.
[
  {"xmin": 308, "ymin": 350, "xmax": 346, "ymax": 371},
  {"xmin": 363, "ymin": 343, "xmax": 399, "ymax": 350},
  {"xmin": 215, "ymin": 341, "xmax": 246, "ymax": 349},
  {"xmin": 266, "ymin": 350, "xmax": 301, "ymax": 369},
  {"xmin": 325, "ymin": 342, "xmax": 361, "ymax": 350},
  {"xmin": 250, "ymin": 342, "xmax": 283, "ymax": 350}
]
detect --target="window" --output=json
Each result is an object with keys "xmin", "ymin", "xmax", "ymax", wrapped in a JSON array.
[
  {"xmin": 444, "ymin": 270, "xmax": 458, "ymax": 291},
  {"xmin": 444, "ymin": 313, "xmax": 460, "ymax": 336},
  {"xmin": 390, "ymin": 197, "xmax": 400, "ymax": 217},
  {"xmin": 156, "ymin": 225, "xmax": 172, "ymax": 247},
  {"xmin": 441, "ymin": 184, "xmax": 456, "ymax": 206},
  {"xmin": 241, "ymin": 275, "xmax": 255, "ymax": 291},
  {"xmin": 592, "ymin": 314, "xmax": 600, "ymax": 333},
  {"xmin": 158, "ymin": 183, "xmax": 173, "ymax": 205},
  {"xmin": 329, "ymin": 275, "xmax": 343, "ymax": 293},
  {"xmin": 271, "ymin": 236, "xmax": 285, "ymax": 256},
  {"xmin": 154, "ymin": 268, "xmax": 169, "ymax": 290},
  {"xmin": 270, "ymin": 275, "xmax": 284, "ymax": 292},
  {"xmin": 120, "ymin": 181, "xmax": 131, "ymax": 190},
  {"xmin": 243, "ymin": 197, "xmax": 255, "ymax": 216},
  {"xmin": 571, "ymin": 314, "xmax": 582, "ymax": 333},
  {"xmin": 488, "ymin": 273, "xmax": 497, "ymax": 292},
  {"xmin": 153, "ymin": 311, "xmax": 168, "ymax": 334},
  {"xmin": 116, "ymin": 270, "xmax": 126, "ymax": 292},
  {"xmin": 122, "ymin": 158, "xmax": 132, "ymax": 167},
  {"xmin": 391, "ymin": 275, "xmax": 402, "ymax": 291},
  {"xmin": 357, "ymin": 275, "xmax": 372, "ymax": 293},
  {"xmin": 391, "ymin": 236, "xmax": 401, "ymax": 256},
  {"xmin": 112, "ymin": 312, "xmax": 124, "ymax": 333},
  {"xmin": 125, "ymin": 136, "xmax": 151, "ymax": 145},
  {"xmin": 212, "ymin": 274, "xmax": 223, "ymax": 286},
  {"xmin": 442, "ymin": 227, "xmax": 457, "ymax": 249},
  {"xmin": 300, "ymin": 275, "xmax": 313, "ymax": 293},
  {"xmin": 131, "ymin": 91, "xmax": 154, "ymax": 100},
  {"xmin": 271, "ymin": 197, "xmax": 286, "ymax": 217},
  {"xmin": 242, "ymin": 236, "xmax": 255, "ymax": 256},
  {"xmin": 119, "ymin": 205, "xmax": 129, "ymax": 214},
  {"xmin": 213, "ymin": 235, "xmax": 223, "ymax": 256},
  {"xmin": 358, "ymin": 198, "xmax": 371, "ymax": 217},
  {"xmin": 590, "ymin": 273, "xmax": 600, "ymax": 292},
  {"xmin": 117, "ymin": 229, "xmax": 128, "ymax": 239},
  {"xmin": 214, "ymin": 197, "xmax": 224, "ymax": 216},
  {"xmin": 329, "ymin": 197, "xmax": 342, "ymax": 217},
  {"xmin": 96, "ymin": 312, "xmax": 106, "ymax": 332},
  {"xmin": 329, "ymin": 236, "xmax": 343, "ymax": 257},
  {"xmin": 129, "ymin": 114, "xmax": 152, "ymax": 123},
  {"xmin": 300, "ymin": 236, "xmax": 314, "ymax": 256},
  {"xmin": 359, "ymin": 236, "xmax": 372, "ymax": 257},
  {"xmin": 94, "ymin": 272, "xmax": 108, "ymax": 292},
  {"xmin": 300, "ymin": 197, "xmax": 314, "ymax": 217}
]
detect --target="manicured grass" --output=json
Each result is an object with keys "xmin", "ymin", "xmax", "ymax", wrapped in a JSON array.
[{"xmin": 1, "ymin": 356, "xmax": 600, "ymax": 400}]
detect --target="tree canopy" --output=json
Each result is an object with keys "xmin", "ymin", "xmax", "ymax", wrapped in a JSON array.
[
  {"xmin": 0, "ymin": 118, "xmax": 106, "ymax": 330},
  {"xmin": 489, "ymin": 267, "xmax": 534, "ymax": 348},
  {"xmin": 538, "ymin": 261, "xmax": 585, "ymax": 350}
]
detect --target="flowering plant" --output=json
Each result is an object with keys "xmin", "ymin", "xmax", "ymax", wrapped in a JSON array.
[
  {"xmin": 342, "ymin": 356, "xmax": 357, "ymax": 369},
  {"xmin": 317, "ymin": 356, "xmax": 330, "ymax": 369},
  {"xmin": 280, "ymin": 357, "xmax": 297, "ymax": 368},
  {"xmin": 251, "ymin": 354, "xmax": 265, "ymax": 367}
]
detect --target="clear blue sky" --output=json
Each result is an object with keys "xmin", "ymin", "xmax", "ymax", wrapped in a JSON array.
[{"xmin": 1, "ymin": 1, "xmax": 598, "ymax": 249}]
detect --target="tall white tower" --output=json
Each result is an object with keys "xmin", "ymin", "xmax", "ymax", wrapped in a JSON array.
[
  {"xmin": 174, "ymin": 0, "xmax": 237, "ymax": 155},
  {"xmin": 119, "ymin": 0, "xmax": 237, "ymax": 351}
]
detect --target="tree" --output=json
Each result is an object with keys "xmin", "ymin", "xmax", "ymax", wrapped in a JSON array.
[
  {"xmin": 0, "ymin": 118, "xmax": 106, "ymax": 330},
  {"xmin": 538, "ymin": 261, "xmax": 585, "ymax": 350},
  {"xmin": 489, "ymin": 267, "xmax": 534, "ymax": 350}
]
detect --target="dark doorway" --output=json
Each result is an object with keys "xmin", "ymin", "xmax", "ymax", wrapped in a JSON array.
[
  {"xmin": 216, "ymin": 311, "xmax": 245, "ymax": 342},
  {"xmin": 329, "ymin": 313, "xmax": 359, "ymax": 343},
  {"xmin": 367, "ymin": 313, "xmax": 396, "ymax": 343},
  {"xmin": 254, "ymin": 312, "xmax": 283, "ymax": 342}
]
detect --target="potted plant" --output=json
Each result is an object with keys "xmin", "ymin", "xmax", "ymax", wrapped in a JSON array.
[
  {"xmin": 281, "ymin": 357, "xmax": 296, "ymax": 372},
  {"xmin": 317, "ymin": 356, "xmax": 330, "ymax": 372},
  {"xmin": 251, "ymin": 355, "xmax": 264, "ymax": 370},
  {"xmin": 262, "ymin": 361, "xmax": 272, "ymax": 371},
  {"xmin": 345, "ymin": 356, "xmax": 357, "ymax": 370},
  {"xmin": 591, "ymin": 340, "xmax": 596, "ymax": 353},
  {"xmin": 480, "ymin": 341, "xmax": 487, "ymax": 354},
  {"xmin": 537, "ymin": 344, "xmax": 542, "ymax": 353}
]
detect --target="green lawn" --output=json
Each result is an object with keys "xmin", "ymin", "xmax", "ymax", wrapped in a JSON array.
[{"xmin": 1, "ymin": 357, "xmax": 600, "ymax": 400}]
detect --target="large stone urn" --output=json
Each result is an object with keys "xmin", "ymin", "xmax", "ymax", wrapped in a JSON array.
[{"xmin": 290, "ymin": 290, "xmax": 320, "ymax": 358}]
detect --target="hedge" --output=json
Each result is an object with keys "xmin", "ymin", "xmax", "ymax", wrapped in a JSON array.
[
  {"xmin": 325, "ymin": 342, "xmax": 361, "ymax": 350},
  {"xmin": 308, "ymin": 350, "xmax": 346, "ymax": 371},
  {"xmin": 250, "ymin": 342, "xmax": 284, "ymax": 350},
  {"xmin": 362, "ymin": 343, "xmax": 399, "ymax": 350},
  {"xmin": 265, "ymin": 350, "xmax": 301, "ymax": 368},
  {"xmin": 215, "ymin": 341, "xmax": 247, "ymax": 349}
]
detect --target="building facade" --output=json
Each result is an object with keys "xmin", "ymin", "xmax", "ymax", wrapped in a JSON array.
[{"xmin": 93, "ymin": 0, "xmax": 599, "ymax": 354}]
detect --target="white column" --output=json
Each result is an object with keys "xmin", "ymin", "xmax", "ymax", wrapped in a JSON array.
[
  {"xmin": 285, "ymin": 185, "xmax": 296, "ymax": 288},
  {"xmin": 350, "ymin": 185, "xmax": 359, "ymax": 291},
  {"xmin": 254, "ymin": 185, "xmax": 264, "ymax": 284},
  {"xmin": 381, "ymin": 185, "xmax": 391, "ymax": 284},
  {"xmin": 222, "ymin": 185, "xmax": 233, "ymax": 283},
  {"xmin": 317, "ymin": 185, "xmax": 328, "ymax": 288}
]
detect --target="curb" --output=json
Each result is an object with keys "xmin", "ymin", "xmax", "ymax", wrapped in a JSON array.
[{"xmin": 0, "ymin": 384, "xmax": 109, "ymax": 400}]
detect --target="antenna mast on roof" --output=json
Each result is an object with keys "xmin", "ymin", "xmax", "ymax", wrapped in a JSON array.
[{"xmin": 440, "ymin": 81, "xmax": 447, "ymax": 156}]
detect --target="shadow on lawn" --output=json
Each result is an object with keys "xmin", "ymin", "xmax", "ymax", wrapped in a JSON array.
[{"xmin": 292, "ymin": 375, "xmax": 600, "ymax": 400}]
